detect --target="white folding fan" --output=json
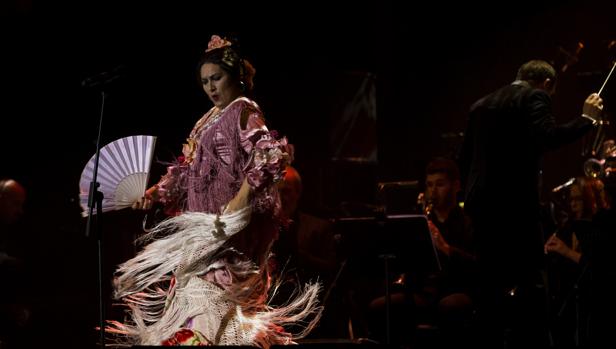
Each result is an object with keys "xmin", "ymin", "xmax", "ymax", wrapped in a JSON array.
[{"xmin": 79, "ymin": 135, "xmax": 157, "ymax": 216}]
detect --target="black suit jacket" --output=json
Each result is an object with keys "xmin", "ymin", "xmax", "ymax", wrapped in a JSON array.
[
  {"xmin": 459, "ymin": 82, "xmax": 593, "ymax": 265},
  {"xmin": 460, "ymin": 82, "xmax": 593, "ymax": 217}
]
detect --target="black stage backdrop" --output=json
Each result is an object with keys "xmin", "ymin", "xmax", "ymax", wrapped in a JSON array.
[{"xmin": 1, "ymin": 1, "xmax": 615, "ymax": 347}]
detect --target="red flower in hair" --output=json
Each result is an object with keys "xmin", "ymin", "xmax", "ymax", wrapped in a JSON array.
[{"xmin": 206, "ymin": 35, "xmax": 232, "ymax": 52}]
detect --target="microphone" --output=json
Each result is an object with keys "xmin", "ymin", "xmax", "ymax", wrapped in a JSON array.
[
  {"xmin": 81, "ymin": 65, "xmax": 126, "ymax": 88},
  {"xmin": 552, "ymin": 177, "xmax": 575, "ymax": 193}
]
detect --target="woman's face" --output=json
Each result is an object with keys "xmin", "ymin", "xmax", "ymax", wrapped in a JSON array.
[
  {"xmin": 200, "ymin": 63, "xmax": 242, "ymax": 109},
  {"xmin": 569, "ymin": 185, "xmax": 584, "ymax": 219}
]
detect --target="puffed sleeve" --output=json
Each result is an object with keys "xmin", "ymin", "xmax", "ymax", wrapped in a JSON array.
[{"xmin": 239, "ymin": 105, "xmax": 294, "ymax": 191}]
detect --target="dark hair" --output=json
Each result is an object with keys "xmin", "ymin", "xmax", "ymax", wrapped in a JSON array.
[
  {"xmin": 426, "ymin": 157, "xmax": 460, "ymax": 182},
  {"xmin": 197, "ymin": 45, "xmax": 256, "ymax": 93},
  {"xmin": 515, "ymin": 60, "xmax": 556, "ymax": 84}
]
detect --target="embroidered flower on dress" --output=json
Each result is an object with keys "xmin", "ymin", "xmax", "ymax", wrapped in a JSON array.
[
  {"xmin": 206, "ymin": 35, "xmax": 232, "ymax": 52},
  {"xmin": 161, "ymin": 328, "xmax": 210, "ymax": 346},
  {"xmin": 182, "ymin": 138, "xmax": 198, "ymax": 164}
]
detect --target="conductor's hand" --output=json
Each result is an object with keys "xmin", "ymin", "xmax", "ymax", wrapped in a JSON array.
[
  {"xmin": 132, "ymin": 185, "xmax": 157, "ymax": 210},
  {"xmin": 582, "ymin": 93, "xmax": 604, "ymax": 119}
]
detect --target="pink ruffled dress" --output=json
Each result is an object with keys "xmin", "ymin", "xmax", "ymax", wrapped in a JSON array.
[{"xmin": 109, "ymin": 97, "xmax": 320, "ymax": 347}]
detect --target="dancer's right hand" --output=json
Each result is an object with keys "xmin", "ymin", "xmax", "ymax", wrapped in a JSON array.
[{"xmin": 132, "ymin": 185, "xmax": 157, "ymax": 210}]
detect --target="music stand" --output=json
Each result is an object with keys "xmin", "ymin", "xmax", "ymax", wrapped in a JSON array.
[
  {"xmin": 376, "ymin": 180, "xmax": 422, "ymax": 215},
  {"xmin": 335, "ymin": 214, "xmax": 441, "ymax": 344}
]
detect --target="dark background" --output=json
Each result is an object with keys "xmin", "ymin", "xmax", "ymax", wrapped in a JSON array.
[{"xmin": 1, "ymin": 0, "xmax": 615, "ymax": 347}]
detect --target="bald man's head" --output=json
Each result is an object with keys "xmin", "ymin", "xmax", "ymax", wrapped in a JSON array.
[{"xmin": 0, "ymin": 179, "xmax": 26, "ymax": 224}]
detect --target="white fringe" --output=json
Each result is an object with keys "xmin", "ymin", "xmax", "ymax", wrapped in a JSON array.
[
  {"xmin": 109, "ymin": 206, "xmax": 323, "ymax": 347},
  {"xmin": 109, "ymin": 208, "xmax": 251, "ymax": 345},
  {"xmin": 114, "ymin": 207, "xmax": 251, "ymax": 298}
]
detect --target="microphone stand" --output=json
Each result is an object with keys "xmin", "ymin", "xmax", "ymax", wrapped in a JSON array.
[
  {"xmin": 82, "ymin": 65, "xmax": 124, "ymax": 349},
  {"xmin": 84, "ymin": 89, "xmax": 108, "ymax": 349}
]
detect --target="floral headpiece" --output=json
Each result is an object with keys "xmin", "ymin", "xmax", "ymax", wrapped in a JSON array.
[{"xmin": 206, "ymin": 35, "xmax": 233, "ymax": 53}]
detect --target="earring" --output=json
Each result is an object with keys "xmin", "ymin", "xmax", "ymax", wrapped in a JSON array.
[{"xmin": 240, "ymin": 81, "xmax": 246, "ymax": 91}]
